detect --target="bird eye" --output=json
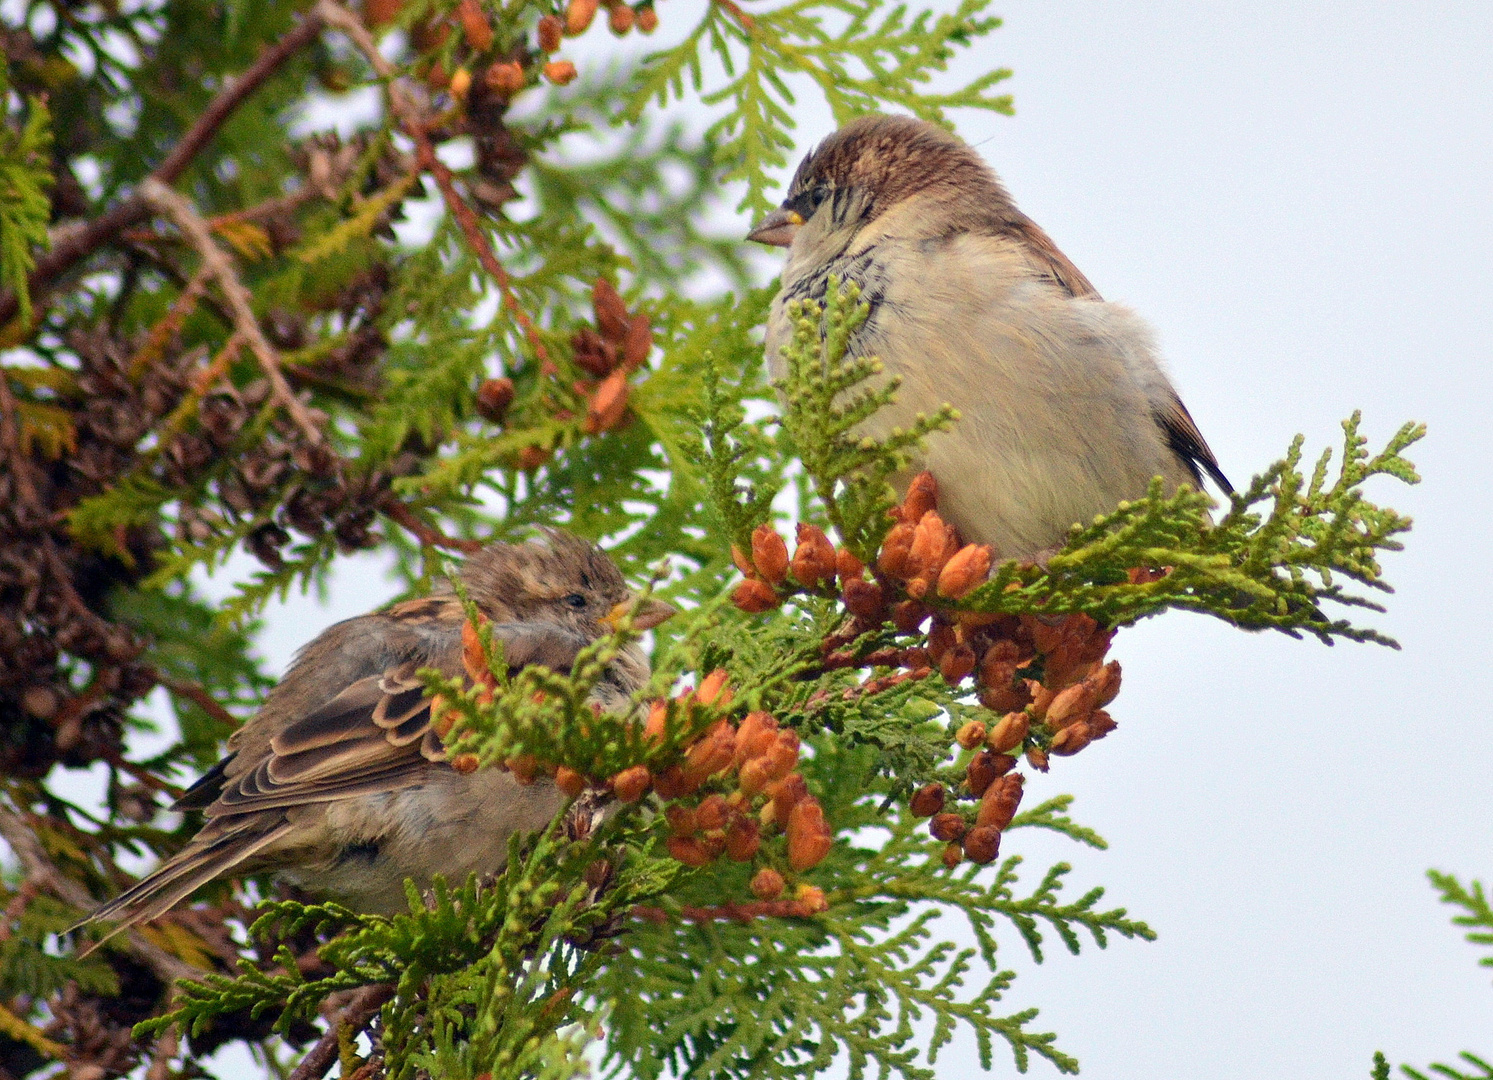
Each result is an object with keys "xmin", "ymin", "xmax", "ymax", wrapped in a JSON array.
[
  {"xmin": 809, "ymin": 184, "xmax": 831, "ymax": 212},
  {"xmin": 562, "ymin": 593, "xmax": 588, "ymax": 610}
]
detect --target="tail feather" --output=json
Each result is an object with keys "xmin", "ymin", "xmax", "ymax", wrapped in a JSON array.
[{"xmin": 79, "ymin": 819, "xmax": 293, "ymax": 948}]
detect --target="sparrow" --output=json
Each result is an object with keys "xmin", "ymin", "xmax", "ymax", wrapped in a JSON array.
[
  {"xmin": 750, "ymin": 113, "xmax": 1231, "ymax": 560},
  {"xmin": 88, "ymin": 530, "xmax": 672, "ymax": 930}
]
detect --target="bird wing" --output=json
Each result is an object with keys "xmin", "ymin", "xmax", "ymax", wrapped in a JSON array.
[
  {"xmin": 1003, "ymin": 214, "xmax": 1101, "ymax": 300},
  {"xmin": 87, "ymin": 615, "xmax": 590, "ymax": 934},
  {"xmin": 1155, "ymin": 392, "xmax": 1234, "ymax": 495},
  {"xmin": 200, "ymin": 618, "xmax": 594, "ymax": 821}
]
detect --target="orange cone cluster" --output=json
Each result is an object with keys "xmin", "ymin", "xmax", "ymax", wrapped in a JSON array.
[
  {"xmin": 729, "ymin": 472, "xmax": 1129, "ymax": 867},
  {"xmin": 447, "ymin": 639, "xmax": 835, "ymax": 898}
]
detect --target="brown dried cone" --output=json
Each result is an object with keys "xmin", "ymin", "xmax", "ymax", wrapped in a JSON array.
[
  {"xmin": 842, "ymin": 578, "xmax": 886, "ymax": 621},
  {"xmin": 986, "ymin": 711, "xmax": 1029, "ymax": 754},
  {"xmin": 768, "ymin": 772, "xmax": 809, "ymax": 826},
  {"xmin": 927, "ymin": 622, "xmax": 955, "ymax": 665},
  {"xmin": 724, "ymin": 816, "xmax": 760, "ymax": 861},
  {"xmin": 1049, "ymin": 722, "xmax": 1093, "ymax": 756},
  {"xmin": 475, "ymin": 376, "xmax": 515, "ymax": 423},
  {"xmin": 592, "ymin": 278, "xmax": 629, "ymax": 340},
  {"xmin": 732, "ymin": 578, "xmax": 780, "ymax": 613},
  {"xmin": 751, "ymin": 867, "xmax": 786, "ymax": 901},
  {"xmin": 556, "ymin": 766, "xmax": 585, "ymax": 797},
  {"xmin": 962, "ymin": 825, "xmax": 1001, "ymax": 865},
  {"xmin": 790, "ymin": 523, "xmax": 837, "ymax": 588},
  {"xmin": 892, "ymin": 599, "xmax": 928, "ymax": 633},
  {"xmin": 909, "ymin": 783, "xmax": 945, "ymax": 817},
  {"xmin": 1026, "ymin": 746, "xmax": 1050, "ymax": 772},
  {"xmin": 878, "ymin": 522, "xmax": 916, "ymax": 578},
  {"xmin": 942, "ymin": 842, "xmax": 964, "ymax": 868},
  {"xmin": 940, "ymin": 642, "xmax": 976, "ymax": 684},
  {"xmin": 750, "ymin": 524, "xmax": 789, "ymax": 584},
  {"xmin": 898, "ymin": 471, "xmax": 939, "ymax": 524},
  {"xmin": 537, "ymin": 13, "xmax": 564, "ymax": 51},
  {"xmin": 954, "ymin": 720, "xmax": 987, "ymax": 750},
  {"xmin": 565, "ymin": 0, "xmax": 599, "ymax": 33},
  {"xmin": 937, "ymin": 543, "xmax": 993, "ymax": 599},
  {"xmin": 975, "ymin": 772, "xmax": 1024, "ymax": 831},
  {"xmin": 965, "ymin": 749, "xmax": 1015, "ymax": 797},
  {"xmin": 787, "ymin": 796, "xmax": 833, "ymax": 871},
  {"xmin": 836, "ymin": 548, "xmax": 865, "ymax": 581},
  {"xmin": 929, "ymin": 812, "xmax": 966, "ymax": 842},
  {"xmin": 606, "ymin": 0, "xmax": 635, "ymax": 32},
  {"xmin": 455, "ymin": 0, "xmax": 494, "ymax": 50},
  {"xmin": 621, "ymin": 314, "xmax": 653, "ymax": 371},
  {"xmin": 611, "ymin": 764, "xmax": 651, "ymax": 802},
  {"xmin": 666, "ymin": 836, "xmax": 714, "ymax": 867},
  {"xmin": 485, "ymin": 60, "xmax": 526, "ymax": 94},
  {"xmin": 542, "ymin": 59, "xmax": 577, "ymax": 84},
  {"xmin": 636, "ymin": 4, "xmax": 658, "ymax": 31}
]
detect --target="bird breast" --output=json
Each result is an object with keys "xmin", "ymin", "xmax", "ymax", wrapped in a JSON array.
[{"xmin": 767, "ymin": 230, "xmax": 1194, "ymax": 558}]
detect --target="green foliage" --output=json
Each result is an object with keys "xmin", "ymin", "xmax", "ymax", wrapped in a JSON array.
[
  {"xmin": 1377, "ymin": 872, "xmax": 1493, "ymax": 1080},
  {"xmin": 772, "ymin": 278, "xmax": 955, "ymax": 559},
  {"xmin": 0, "ymin": 0, "xmax": 1425, "ymax": 1076},
  {"xmin": 0, "ymin": 70, "xmax": 52, "ymax": 328},
  {"xmin": 955, "ymin": 413, "xmax": 1422, "ymax": 645},
  {"xmin": 627, "ymin": 0, "xmax": 1014, "ymax": 214},
  {"xmin": 1427, "ymin": 871, "xmax": 1493, "ymax": 971}
]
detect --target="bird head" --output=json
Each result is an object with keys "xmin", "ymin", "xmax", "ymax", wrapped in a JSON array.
[
  {"xmin": 459, "ymin": 529, "xmax": 673, "ymax": 638},
  {"xmin": 747, "ymin": 114, "xmax": 1011, "ymax": 260}
]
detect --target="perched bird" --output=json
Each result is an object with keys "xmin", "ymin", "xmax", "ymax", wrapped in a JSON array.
[
  {"xmin": 88, "ymin": 530, "xmax": 671, "ymax": 931},
  {"xmin": 750, "ymin": 113, "xmax": 1231, "ymax": 560}
]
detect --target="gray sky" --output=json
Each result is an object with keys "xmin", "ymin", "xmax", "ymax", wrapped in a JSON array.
[{"xmin": 83, "ymin": 3, "xmax": 1493, "ymax": 1077}]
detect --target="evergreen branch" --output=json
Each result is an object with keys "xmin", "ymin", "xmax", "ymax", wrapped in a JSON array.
[
  {"xmin": 140, "ymin": 178, "xmax": 326, "ymax": 447},
  {"xmin": 314, "ymin": 0, "xmax": 553, "ymax": 372},
  {"xmin": 775, "ymin": 278, "xmax": 954, "ymax": 559},
  {"xmin": 956, "ymin": 415, "xmax": 1422, "ymax": 644},
  {"xmin": 0, "ymin": 87, "xmax": 53, "ymax": 329},
  {"xmin": 0, "ymin": 12, "xmax": 326, "ymax": 328},
  {"xmin": 284, "ymin": 984, "xmax": 394, "ymax": 1080},
  {"xmin": 1427, "ymin": 871, "xmax": 1493, "ymax": 968}
]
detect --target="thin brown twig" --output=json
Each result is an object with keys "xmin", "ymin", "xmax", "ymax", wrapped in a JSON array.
[
  {"xmin": 378, "ymin": 494, "xmax": 484, "ymax": 554},
  {"xmin": 152, "ymin": 670, "xmax": 242, "ymax": 729},
  {"xmin": 0, "ymin": 805, "xmax": 200, "ymax": 985},
  {"xmin": 0, "ymin": 13, "xmax": 326, "ymax": 328},
  {"xmin": 286, "ymin": 983, "xmax": 394, "ymax": 1080},
  {"xmin": 144, "ymin": 1024, "xmax": 178, "ymax": 1080},
  {"xmin": 139, "ymin": 178, "xmax": 325, "ymax": 447},
  {"xmin": 314, "ymin": 0, "xmax": 554, "ymax": 373}
]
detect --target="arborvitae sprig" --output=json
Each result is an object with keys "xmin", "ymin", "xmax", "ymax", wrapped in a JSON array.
[
  {"xmin": 0, "ymin": 66, "xmax": 52, "ymax": 330},
  {"xmin": 956, "ymin": 413, "xmax": 1423, "ymax": 644},
  {"xmin": 776, "ymin": 278, "xmax": 955, "ymax": 560},
  {"xmin": 626, "ymin": 0, "xmax": 1014, "ymax": 214}
]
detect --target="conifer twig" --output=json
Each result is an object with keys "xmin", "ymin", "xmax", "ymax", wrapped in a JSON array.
[
  {"xmin": 285, "ymin": 983, "xmax": 394, "ymax": 1080},
  {"xmin": 0, "ymin": 805, "xmax": 199, "ymax": 985},
  {"xmin": 139, "ymin": 179, "xmax": 325, "ymax": 447},
  {"xmin": 0, "ymin": 12, "xmax": 326, "ymax": 327},
  {"xmin": 314, "ymin": 0, "xmax": 554, "ymax": 374},
  {"xmin": 378, "ymin": 494, "xmax": 484, "ymax": 554}
]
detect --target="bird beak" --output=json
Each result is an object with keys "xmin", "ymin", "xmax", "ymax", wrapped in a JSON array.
[
  {"xmin": 604, "ymin": 597, "xmax": 676, "ymax": 632},
  {"xmin": 747, "ymin": 207, "xmax": 803, "ymax": 247}
]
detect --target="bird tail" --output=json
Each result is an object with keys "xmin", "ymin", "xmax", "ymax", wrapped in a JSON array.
[{"xmin": 76, "ymin": 819, "xmax": 293, "ymax": 951}]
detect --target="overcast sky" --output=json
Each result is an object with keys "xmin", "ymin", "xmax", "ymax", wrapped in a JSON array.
[{"xmin": 72, "ymin": 3, "xmax": 1493, "ymax": 1077}]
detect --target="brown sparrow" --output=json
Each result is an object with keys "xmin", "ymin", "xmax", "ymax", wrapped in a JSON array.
[
  {"xmin": 750, "ymin": 114, "xmax": 1231, "ymax": 560},
  {"xmin": 89, "ymin": 530, "xmax": 672, "ymax": 929}
]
